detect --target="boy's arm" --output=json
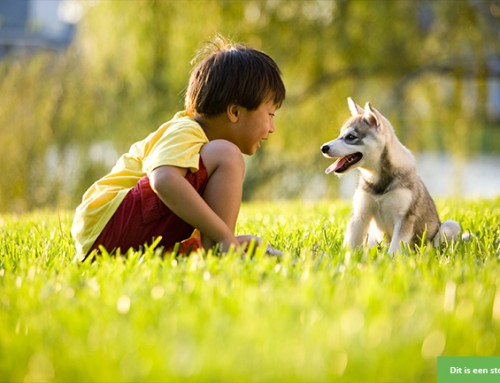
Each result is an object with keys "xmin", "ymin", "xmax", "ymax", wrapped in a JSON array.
[{"xmin": 149, "ymin": 165, "xmax": 240, "ymax": 251}]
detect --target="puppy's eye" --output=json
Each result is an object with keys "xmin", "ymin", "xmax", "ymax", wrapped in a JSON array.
[{"xmin": 345, "ymin": 134, "xmax": 357, "ymax": 141}]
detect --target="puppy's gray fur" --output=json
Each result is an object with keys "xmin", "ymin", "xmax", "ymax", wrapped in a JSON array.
[{"xmin": 321, "ymin": 98, "xmax": 461, "ymax": 254}]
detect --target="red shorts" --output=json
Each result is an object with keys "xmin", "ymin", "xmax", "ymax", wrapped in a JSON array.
[{"xmin": 86, "ymin": 159, "xmax": 208, "ymax": 259}]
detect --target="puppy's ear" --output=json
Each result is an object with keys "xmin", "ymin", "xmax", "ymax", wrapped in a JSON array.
[
  {"xmin": 348, "ymin": 97, "xmax": 363, "ymax": 117},
  {"xmin": 363, "ymin": 102, "xmax": 379, "ymax": 127}
]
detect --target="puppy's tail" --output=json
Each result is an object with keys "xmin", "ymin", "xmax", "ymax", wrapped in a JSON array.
[{"xmin": 433, "ymin": 220, "xmax": 462, "ymax": 247}]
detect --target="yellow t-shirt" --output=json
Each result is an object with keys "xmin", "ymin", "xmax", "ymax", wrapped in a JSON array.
[{"xmin": 71, "ymin": 111, "xmax": 209, "ymax": 260}]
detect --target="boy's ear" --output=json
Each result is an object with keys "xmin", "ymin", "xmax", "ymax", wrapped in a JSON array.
[{"xmin": 227, "ymin": 104, "xmax": 240, "ymax": 123}]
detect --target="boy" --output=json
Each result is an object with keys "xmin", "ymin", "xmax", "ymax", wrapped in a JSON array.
[{"xmin": 71, "ymin": 36, "xmax": 286, "ymax": 261}]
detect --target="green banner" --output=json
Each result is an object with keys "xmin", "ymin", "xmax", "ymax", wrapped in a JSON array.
[{"xmin": 438, "ymin": 356, "xmax": 500, "ymax": 383}]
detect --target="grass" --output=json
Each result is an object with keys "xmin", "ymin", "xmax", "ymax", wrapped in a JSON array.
[{"xmin": 0, "ymin": 198, "xmax": 499, "ymax": 382}]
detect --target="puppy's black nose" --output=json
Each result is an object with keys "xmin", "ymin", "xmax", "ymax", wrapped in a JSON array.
[{"xmin": 321, "ymin": 144, "xmax": 330, "ymax": 153}]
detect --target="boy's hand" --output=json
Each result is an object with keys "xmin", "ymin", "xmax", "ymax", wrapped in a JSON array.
[
  {"xmin": 218, "ymin": 236, "xmax": 242, "ymax": 253},
  {"xmin": 263, "ymin": 244, "xmax": 283, "ymax": 256},
  {"xmin": 236, "ymin": 235, "xmax": 283, "ymax": 256}
]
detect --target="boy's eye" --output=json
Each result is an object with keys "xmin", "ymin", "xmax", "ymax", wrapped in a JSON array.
[{"xmin": 269, "ymin": 113, "xmax": 275, "ymax": 118}]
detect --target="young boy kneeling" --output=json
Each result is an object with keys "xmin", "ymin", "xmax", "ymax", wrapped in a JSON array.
[{"xmin": 71, "ymin": 36, "xmax": 286, "ymax": 261}]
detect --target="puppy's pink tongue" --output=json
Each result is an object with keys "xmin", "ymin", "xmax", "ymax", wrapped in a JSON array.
[{"xmin": 325, "ymin": 161, "xmax": 339, "ymax": 174}]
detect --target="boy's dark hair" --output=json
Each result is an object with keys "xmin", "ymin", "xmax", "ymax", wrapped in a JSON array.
[{"xmin": 185, "ymin": 35, "xmax": 286, "ymax": 116}]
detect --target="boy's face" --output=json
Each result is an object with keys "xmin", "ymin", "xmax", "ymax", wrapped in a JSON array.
[{"xmin": 232, "ymin": 99, "xmax": 278, "ymax": 155}]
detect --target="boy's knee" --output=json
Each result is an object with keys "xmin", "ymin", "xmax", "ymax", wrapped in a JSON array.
[{"xmin": 201, "ymin": 140, "xmax": 245, "ymax": 176}]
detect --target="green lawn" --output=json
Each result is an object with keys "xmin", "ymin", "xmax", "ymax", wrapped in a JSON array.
[{"xmin": 1, "ymin": 198, "xmax": 499, "ymax": 382}]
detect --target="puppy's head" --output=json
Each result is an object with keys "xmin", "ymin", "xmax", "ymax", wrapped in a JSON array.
[{"xmin": 321, "ymin": 98, "xmax": 387, "ymax": 175}]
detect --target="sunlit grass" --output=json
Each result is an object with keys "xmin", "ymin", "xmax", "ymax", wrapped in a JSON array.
[{"xmin": 0, "ymin": 198, "xmax": 499, "ymax": 382}]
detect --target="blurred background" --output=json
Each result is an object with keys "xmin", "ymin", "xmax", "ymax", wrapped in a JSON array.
[{"xmin": 0, "ymin": 0, "xmax": 499, "ymax": 213}]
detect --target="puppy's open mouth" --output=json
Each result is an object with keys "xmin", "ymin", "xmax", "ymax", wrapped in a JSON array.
[{"xmin": 325, "ymin": 153, "xmax": 363, "ymax": 174}]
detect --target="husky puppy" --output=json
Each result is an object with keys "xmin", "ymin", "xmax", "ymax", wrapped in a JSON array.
[{"xmin": 321, "ymin": 98, "xmax": 461, "ymax": 254}]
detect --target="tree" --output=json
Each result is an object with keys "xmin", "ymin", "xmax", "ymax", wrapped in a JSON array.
[{"xmin": 0, "ymin": 0, "xmax": 498, "ymax": 211}]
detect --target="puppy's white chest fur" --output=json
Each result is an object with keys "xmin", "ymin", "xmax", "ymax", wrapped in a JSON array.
[{"xmin": 360, "ymin": 188, "xmax": 413, "ymax": 238}]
